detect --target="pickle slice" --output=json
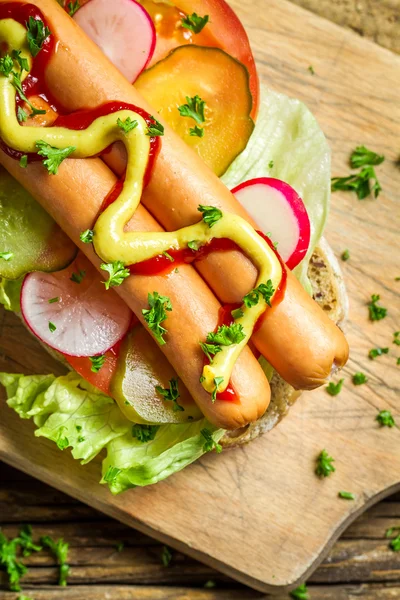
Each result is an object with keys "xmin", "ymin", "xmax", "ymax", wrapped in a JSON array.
[
  {"xmin": 0, "ymin": 167, "xmax": 77, "ymax": 279},
  {"xmin": 110, "ymin": 326, "xmax": 202, "ymax": 424}
]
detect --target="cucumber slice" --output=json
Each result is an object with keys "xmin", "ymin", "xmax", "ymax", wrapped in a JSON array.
[
  {"xmin": 110, "ymin": 326, "xmax": 202, "ymax": 424},
  {"xmin": 0, "ymin": 167, "xmax": 77, "ymax": 279}
]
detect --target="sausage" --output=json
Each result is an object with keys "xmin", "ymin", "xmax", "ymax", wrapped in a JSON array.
[
  {"xmin": 0, "ymin": 148, "xmax": 271, "ymax": 430},
  {"xmin": 23, "ymin": 0, "xmax": 349, "ymax": 389}
]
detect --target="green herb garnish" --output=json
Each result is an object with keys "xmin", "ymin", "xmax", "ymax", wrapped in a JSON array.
[
  {"xmin": 19, "ymin": 155, "xmax": 28, "ymax": 168},
  {"xmin": 181, "ymin": 12, "xmax": 209, "ymax": 34},
  {"xmin": 0, "ymin": 251, "xmax": 13, "ymax": 261},
  {"xmin": 10, "ymin": 71, "xmax": 46, "ymax": 117},
  {"xmin": 188, "ymin": 240, "xmax": 201, "ymax": 251},
  {"xmin": 201, "ymin": 428, "xmax": 222, "ymax": 453},
  {"xmin": 0, "ymin": 54, "xmax": 14, "ymax": 76},
  {"xmin": 147, "ymin": 115, "xmax": 164, "ymax": 137},
  {"xmin": 142, "ymin": 291, "xmax": 172, "ymax": 345},
  {"xmin": 199, "ymin": 342, "xmax": 222, "ymax": 363},
  {"xmin": 36, "ymin": 140, "xmax": 76, "ymax": 175},
  {"xmin": 231, "ymin": 307, "xmax": 244, "ymax": 320},
  {"xmin": 100, "ymin": 260, "xmax": 130, "ymax": 289},
  {"xmin": 48, "ymin": 297, "xmax": 59, "ymax": 304},
  {"xmin": 103, "ymin": 466, "xmax": 122, "ymax": 484},
  {"xmin": 70, "ymin": 269, "xmax": 85, "ymax": 284},
  {"xmin": 162, "ymin": 251, "xmax": 174, "ymax": 262},
  {"xmin": 211, "ymin": 376, "xmax": 224, "ymax": 402},
  {"xmin": 67, "ymin": 1, "xmax": 80, "ymax": 16},
  {"xmin": 132, "ymin": 424, "xmax": 159, "ymax": 443},
  {"xmin": 48, "ymin": 321, "xmax": 56, "ymax": 333},
  {"xmin": 339, "ymin": 491, "xmax": 355, "ymax": 500},
  {"xmin": 326, "ymin": 378, "xmax": 344, "ymax": 396},
  {"xmin": 206, "ymin": 323, "xmax": 246, "ymax": 346},
  {"xmin": 350, "ymin": 145, "xmax": 385, "ymax": 168},
  {"xmin": 331, "ymin": 166, "xmax": 382, "ymax": 199},
  {"xmin": 368, "ymin": 294, "xmax": 387, "ymax": 321},
  {"xmin": 17, "ymin": 107, "xmax": 28, "ymax": 122},
  {"xmin": 386, "ymin": 528, "xmax": 400, "ymax": 552},
  {"xmin": 198, "ymin": 204, "xmax": 222, "ymax": 228},
  {"xmin": 79, "ymin": 229, "xmax": 94, "ymax": 244},
  {"xmin": 41, "ymin": 535, "xmax": 70, "ymax": 586},
  {"xmin": 376, "ymin": 410, "xmax": 396, "ymax": 428},
  {"xmin": 161, "ymin": 545, "xmax": 172, "ymax": 567},
  {"xmin": 316, "ymin": 449, "xmax": 335, "ymax": 478},
  {"xmin": 308, "ymin": 65, "xmax": 315, "ymax": 75},
  {"xmin": 268, "ymin": 160, "xmax": 274, "ymax": 168},
  {"xmin": 290, "ymin": 583, "xmax": 309, "ymax": 600},
  {"xmin": 369, "ymin": 347, "xmax": 389, "ymax": 359},
  {"xmin": 178, "ymin": 95, "xmax": 206, "ymax": 125},
  {"xmin": 89, "ymin": 355, "xmax": 106, "ymax": 373},
  {"xmin": 353, "ymin": 372, "xmax": 368, "ymax": 385},
  {"xmin": 117, "ymin": 116, "xmax": 138, "ymax": 134},
  {"xmin": 393, "ymin": 331, "xmax": 400, "ymax": 346},
  {"xmin": 156, "ymin": 377, "xmax": 184, "ymax": 412},
  {"xmin": 26, "ymin": 16, "xmax": 51, "ymax": 57},
  {"xmin": 341, "ymin": 249, "xmax": 350, "ymax": 261},
  {"xmin": 243, "ymin": 280, "xmax": 275, "ymax": 308},
  {"xmin": 190, "ymin": 125, "xmax": 204, "ymax": 137}
]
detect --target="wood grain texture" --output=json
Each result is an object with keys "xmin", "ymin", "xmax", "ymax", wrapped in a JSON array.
[{"xmin": 0, "ymin": 0, "xmax": 400, "ymax": 594}]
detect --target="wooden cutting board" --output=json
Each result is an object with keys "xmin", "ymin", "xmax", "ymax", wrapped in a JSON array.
[{"xmin": 1, "ymin": 0, "xmax": 399, "ymax": 593}]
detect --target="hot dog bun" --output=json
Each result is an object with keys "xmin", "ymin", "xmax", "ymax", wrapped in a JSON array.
[{"xmin": 221, "ymin": 238, "xmax": 348, "ymax": 447}]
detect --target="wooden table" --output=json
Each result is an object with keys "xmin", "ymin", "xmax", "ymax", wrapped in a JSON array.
[{"xmin": 1, "ymin": 1, "xmax": 399, "ymax": 599}]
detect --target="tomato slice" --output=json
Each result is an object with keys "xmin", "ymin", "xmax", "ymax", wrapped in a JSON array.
[{"xmin": 65, "ymin": 350, "xmax": 118, "ymax": 395}]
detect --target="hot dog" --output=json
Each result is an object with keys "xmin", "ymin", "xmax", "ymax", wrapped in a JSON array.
[
  {"xmin": 17, "ymin": 0, "xmax": 349, "ymax": 389},
  {"xmin": 0, "ymin": 145, "xmax": 271, "ymax": 430}
]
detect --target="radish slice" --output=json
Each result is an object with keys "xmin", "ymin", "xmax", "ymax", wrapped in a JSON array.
[
  {"xmin": 73, "ymin": 0, "xmax": 156, "ymax": 83},
  {"xmin": 232, "ymin": 177, "xmax": 311, "ymax": 270},
  {"xmin": 21, "ymin": 255, "xmax": 132, "ymax": 357}
]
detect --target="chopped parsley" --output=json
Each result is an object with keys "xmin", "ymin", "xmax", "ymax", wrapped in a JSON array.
[
  {"xmin": 132, "ymin": 424, "xmax": 159, "ymax": 443},
  {"xmin": 188, "ymin": 240, "xmax": 201, "ymax": 251},
  {"xmin": 206, "ymin": 323, "xmax": 246, "ymax": 346},
  {"xmin": 103, "ymin": 465, "xmax": 122, "ymax": 484},
  {"xmin": 48, "ymin": 321, "xmax": 56, "ymax": 333},
  {"xmin": 339, "ymin": 491, "xmax": 355, "ymax": 500},
  {"xmin": 36, "ymin": 140, "xmax": 76, "ymax": 175},
  {"xmin": 350, "ymin": 145, "xmax": 385, "ymax": 169},
  {"xmin": 326, "ymin": 378, "xmax": 344, "ymax": 396},
  {"xmin": 162, "ymin": 251, "xmax": 174, "ymax": 262},
  {"xmin": 117, "ymin": 116, "xmax": 138, "ymax": 134},
  {"xmin": 70, "ymin": 269, "xmax": 86, "ymax": 284},
  {"xmin": 243, "ymin": 280, "xmax": 275, "ymax": 308},
  {"xmin": 48, "ymin": 297, "xmax": 59, "ymax": 304},
  {"xmin": 115, "ymin": 542, "xmax": 124, "ymax": 553},
  {"xmin": 0, "ymin": 525, "xmax": 42, "ymax": 591},
  {"xmin": 0, "ymin": 54, "xmax": 13, "ymax": 76},
  {"xmin": 376, "ymin": 410, "xmax": 396, "ymax": 428},
  {"xmin": 10, "ymin": 70, "xmax": 46, "ymax": 117},
  {"xmin": 190, "ymin": 125, "xmax": 205, "ymax": 137},
  {"xmin": 268, "ymin": 160, "xmax": 274, "ymax": 168},
  {"xmin": 290, "ymin": 583, "xmax": 309, "ymax": 600},
  {"xmin": 17, "ymin": 107, "xmax": 28, "ymax": 122},
  {"xmin": 89, "ymin": 355, "xmax": 106, "ymax": 373},
  {"xmin": 0, "ymin": 251, "xmax": 13, "ymax": 261},
  {"xmin": 56, "ymin": 427, "xmax": 69, "ymax": 450},
  {"xmin": 369, "ymin": 347, "xmax": 389, "ymax": 359},
  {"xmin": 352, "ymin": 372, "xmax": 368, "ymax": 385},
  {"xmin": 100, "ymin": 260, "xmax": 130, "ymax": 289},
  {"xmin": 386, "ymin": 528, "xmax": 400, "ymax": 552},
  {"xmin": 393, "ymin": 331, "xmax": 400, "ymax": 346},
  {"xmin": 11, "ymin": 49, "xmax": 29, "ymax": 73},
  {"xmin": 368, "ymin": 294, "xmax": 387, "ymax": 321},
  {"xmin": 201, "ymin": 428, "xmax": 222, "ymax": 453},
  {"xmin": 67, "ymin": 0, "xmax": 80, "ymax": 16},
  {"xmin": 178, "ymin": 95, "xmax": 206, "ymax": 125},
  {"xmin": 181, "ymin": 12, "xmax": 209, "ymax": 34},
  {"xmin": 397, "ymin": 358, "xmax": 400, "ymax": 365},
  {"xmin": 198, "ymin": 204, "xmax": 222, "ymax": 228},
  {"xmin": 331, "ymin": 166, "xmax": 382, "ymax": 199},
  {"xmin": 315, "ymin": 449, "xmax": 335, "ymax": 478},
  {"xmin": 40, "ymin": 535, "xmax": 70, "ymax": 586},
  {"xmin": 19, "ymin": 155, "xmax": 28, "ymax": 168},
  {"xmin": 212, "ymin": 376, "xmax": 224, "ymax": 402},
  {"xmin": 308, "ymin": 65, "xmax": 315, "ymax": 75},
  {"xmin": 161, "ymin": 545, "xmax": 172, "ymax": 567},
  {"xmin": 156, "ymin": 377, "xmax": 184, "ymax": 412},
  {"xmin": 142, "ymin": 291, "xmax": 172, "ymax": 345},
  {"xmin": 204, "ymin": 580, "xmax": 216, "ymax": 589},
  {"xmin": 341, "ymin": 249, "xmax": 350, "ymax": 261},
  {"xmin": 79, "ymin": 229, "xmax": 94, "ymax": 244},
  {"xmin": 147, "ymin": 115, "xmax": 164, "ymax": 137},
  {"xmin": 200, "ymin": 342, "xmax": 222, "ymax": 363},
  {"xmin": 26, "ymin": 17, "xmax": 51, "ymax": 58},
  {"xmin": 231, "ymin": 307, "xmax": 244, "ymax": 320}
]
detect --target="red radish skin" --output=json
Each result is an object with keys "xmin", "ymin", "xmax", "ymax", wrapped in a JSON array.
[
  {"xmin": 20, "ymin": 255, "xmax": 132, "ymax": 357},
  {"xmin": 73, "ymin": 0, "xmax": 156, "ymax": 83},
  {"xmin": 232, "ymin": 177, "xmax": 311, "ymax": 270}
]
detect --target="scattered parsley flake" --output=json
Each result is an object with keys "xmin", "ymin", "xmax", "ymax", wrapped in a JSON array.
[
  {"xmin": 201, "ymin": 428, "xmax": 222, "ymax": 453},
  {"xmin": 156, "ymin": 378, "xmax": 184, "ymax": 412},
  {"xmin": 341, "ymin": 249, "xmax": 350, "ymax": 261},
  {"xmin": 397, "ymin": 358, "xmax": 400, "ymax": 365},
  {"xmin": 350, "ymin": 145, "xmax": 385, "ymax": 168},
  {"xmin": 339, "ymin": 491, "xmax": 355, "ymax": 500},
  {"xmin": 231, "ymin": 307, "xmax": 244, "ymax": 320},
  {"xmin": 100, "ymin": 261, "xmax": 130, "ymax": 289},
  {"xmin": 211, "ymin": 376, "xmax": 224, "ymax": 402},
  {"xmin": 386, "ymin": 528, "xmax": 400, "ymax": 552},
  {"xmin": 0, "ymin": 251, "xmax": 13, "ymax": 261},
  {"xmin": 26, "ymin": 17, "xmax": 51, "ymax": 57},
  {"xmin": 206, "ymin": 322, "xmax": 246, "ymax": 346},
  {"xmin": 48, "ymin": 321, "xmax": 56, "ymax": 333},
  {"xmin": 89, "ymin": 355, "xmax": 106, "ymax": 373},
  {"xmin": 36, "ymin": 140, "xmax": 76, "ymax": 175},
  {"xmin": 369, "ymin": 347, "xmax": 389, "ymax": 359},
  {"xmin": 41, "ymin": 535, "xmax": 70, "ymax": 586},
  {"xmin": 48, "ymin": 296, "xmax": 59, "ymax": 304},
  {"xmin": 200, "ymin": 342, "xmax": 222, "ymax": 363},
  {"xmin": 0, "ymin": 54, "xmax": 14, "ymax": 76},
  {"xmin": 11, "ymin": 49, "xmax": 29, "ymax": 73},
  {"xmin": 204, "ymin": 580, "xmax": 216, "ymax": 588},
  {"xmin": 243, "ymin": 280, "xmax": 275, "ymax": 308},
  {"xmin": 376, "ymin": 410, "xmax": 396, "ymax": 428},
  {"xmin": 117, "ymin": 116, "xmax": 138, "ymax": 134},
  {"xmin": 56, "ymin": 428, "xmax": 69, "ymax": 451},
  {"xmin": 368, "ymin": 294, "xmax": 387, "ymax": 321},
  {"xmin": 79, "ymin": 229, "xmax": 94, "ymax": 244},
  {"xmin": 178, "ymin": 95, "xmax": 206, "ymax": 125},
  {"xmin": 161, "ymin": 545, "xmax": 172, "ymax": 567},
  {"xmin": 147, "ymin": 116, "xmax": 164, "ymax": 137},
  {"xmin": 0, "ymin": 525, "xmax": 44, "ymax": 591},
  {"xmin": 190, "ymin": 125, "xmax": 204, "ymax": 137},
  {"xmin": 115, "ymin": 542, "xmax": 124, "ymax": 553},
  {"xmin": 142, "ymin": 291, "xmax": 172, "ymax": 345},
  {"xmin": 331, "ymin": 166, "xmax": 382, "ymax": 199},
  {"xmin": 67, "ymin": 1, "xmax": 80, "ymax": 16},
  {"xmin": 70, "ymin": 269, "xmax": 86, "ymax": 284},
  {"xmin": 393, "ymin": 331, "xmax": 400, "ymax": 346},
  {"xmin": 132, "ymin": 424, "xmax": 159, "ymax": 443},
  {"xmin": 162, "ymin": 251, "xmax": 174, "ymax": 262},
  {"xmin": 326, "ymin": 378, "xmax": 344, "ymax": 396},
  {"xmin": 19, "ymin": 155, "xmax": 28, "ymax": 168},
  {"xmin": 316, "ymin": 449, "xmax": 335, "ymax": 478},
  {"xmin": 198, "ymin": 204, "xmax": 223, "ymax": 228},
  {"xmin": 308, "ymin": 65, "xmax": 315, "ymax": 75},
  {"xmin": 181, "ymin": 12, "xmax": 209, "ymax": 34},
  {"xmin": 17, "ymin": 106, "xmax": 28, "ymax": 122},
  {"xmin": 353, "ymin": 372, "xmax": 368, "ymax": 385},
  {"xmin": 188, "ymin": 240, "xmax": 201, "ymax": 251},
  {"xmin": 290, "ymin": 583, "xmax": 309, "ymax": 600},
  {"xmin": 268, "ymin": 160, "xmax": 274, "ymax": 168}
]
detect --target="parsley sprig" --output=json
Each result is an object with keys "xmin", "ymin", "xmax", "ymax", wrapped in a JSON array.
[
  {"xmin": 67, "ymin": 1, "xmax": 80, "ymax": 16},
  {"xmin": 350, "ymin": 145, "xmax": 385, "ymax": 168},
  {"xmin": 315, "ymin": 449, "xmax": 335, "ymax": 478},
  {"xmin": 201, "ymin": 428, "xmax": 222, "ymax": 453},
  {"xmin": 190, "ymin": 125, "xmax": 205, "ymax": 138},
  {"xmin": 89, "ymin": 355, "xmax": 106, "ymax": 373},
  {"xmin": 132, "ymin": 424, "xmax": 159, "ymax": 443},
  {"xmin": 376, "ymin": 410, "xmax": 396, "ymax": 428},
  {"xmin": 353, "ymin": 372, "xmax": 368, "ymax": 385},
  {"xmin": 369, "ymin": 347, "xmax": 389, "ymax": 359},
  {"xmin": 178, "ymin": 95, "xmax": 206, "ymax": 125},
  {"xmin": 198, "ymin": 205, "xmax": 222, "ymax": 228},
  {"xmin": 79, "ymin": 229, "xmax": 94, "ymax": 244},
  {"xmin": 70, "ymin": 269, "xmax": 85, "ymax": 284},
  {"xmin": 326, "ymin": 378, "xmax": 344, "ymax": 396},
  {"xmin": 100, "ymin": 260, "xmax": 130, "ymax": 289},
  {"xmin": 290, "ymin": 583, "xmax": 309, "ymax": 600},
  {"xmin": 156, "ymin": 377, "xmax": 184, "ymax": 412},
  {"xmin": 368, "ymin": 294, "xmax": 387, "ymax": 321},
  {"xmin": 117, "ymin": 116, "xmax": 138, "ymax": 135},
  {"xmin": 147, "ymin": 115, "xmax": 164, "ymax": 137},
  {"xmin": 212, "ymin": 376, "xmax": 224, "ymax": 402},
  {"xmin": 386, "ymin": 527, "xmax": 400, "ymax": 552},
  {"xmin": 36, "ymin": 140, "xmax": 76, "ymax": 175},
  {"xmin": 331, "ymin": 145, "xmax": 385, "ymax": 200},
  {"xmin": 26, "ymin": 16, "xmax": 51, "ymax": 57},
  {"xmin": 201, "ymin": 323, "xmax": 245, "ymax": 363},
  {"xmin": 181, "ymin": 12, "xmax": 209, "ymax": 34},
  {"xmin": 243, "ymin": 280, "xmax": 275, "ymax": 308},
  {"xmin": 0, "ymin": 525, "xmax": 42, "ymax": 591},
  {"xmin": 142, "ymin": 291, "xmax": 172, "ymax": 345},
  {"xmin": 41, "ymin": 536, "xmax": 70, "ymax": 586}
]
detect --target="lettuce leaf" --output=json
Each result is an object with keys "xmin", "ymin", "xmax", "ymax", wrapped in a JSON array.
[
  {"xmin": 0, "ymin": 277, "xmax": 22, "ymax": 312},
  {"xmin": 0, "ymin": 371, "xmax": 224, "ymax": 492},
  {"xmin": 222, "ymin": 85, "xmax": 331, "ymax": 293}
]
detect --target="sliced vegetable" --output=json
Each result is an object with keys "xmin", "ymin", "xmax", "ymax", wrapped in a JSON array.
[
  {"xmin": 73, "ymin": 0, "xmax": 156, "ymax": 83},
  {"xmin": 232, "ymin": 178, "xmax": 311, "ymax": 270},
  {"xmin": 136, "ymin": 45, "xmax": 254, "ymax": 176},
  {"xmin": 21, "ymin": 254, "xmax": 131, "ymax": 357},
  {"xmin": 110, "ymin": 327, "xmax": 202, "ymax": 424},
  {"xmin": 0, "ymin": 166, "xmax": 76, "ymax": 279}
]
